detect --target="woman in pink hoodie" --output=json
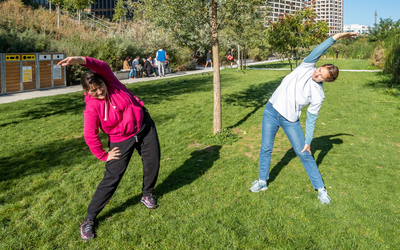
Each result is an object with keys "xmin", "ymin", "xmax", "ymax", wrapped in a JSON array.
[{"xmin": 58, "ymin": 56, "xmax": 160, "ymax": 241}]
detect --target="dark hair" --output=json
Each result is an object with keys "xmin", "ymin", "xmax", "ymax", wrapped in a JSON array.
[
  {"xmin": 125, "ymin": 56, "xmax": 132, "ymax": 61},
  {"xmin": 321, "ymin": 64, "xmax": 339, "ymax": 82},
  {"xmin": 80, "ymin": 70, "xmax": 105, "ymax": 92}
]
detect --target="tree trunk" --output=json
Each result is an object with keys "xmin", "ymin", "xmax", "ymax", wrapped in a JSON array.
[
  {"xmin": 241, "ymin": 45, "xmax": 244, "ymax": 70},
  {"xmin": 237, "ymin": 44, "xmax": 241, "ymax": 70},
  {"xmin": 212, "ymin": 0, "xmax": 221, "ymax": 134}
]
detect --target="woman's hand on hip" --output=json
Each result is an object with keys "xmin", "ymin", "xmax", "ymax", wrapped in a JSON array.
[
  {"xmin": 57, "ymin": 56, "xmax": 86, "ymax": 67},
  {"xmin": 301, "ymin": 144, "xmax": 312, "ymax": 155},
  {"xmin": 107, "ymin": 147, "xmax": 121, "ymax": 161}
]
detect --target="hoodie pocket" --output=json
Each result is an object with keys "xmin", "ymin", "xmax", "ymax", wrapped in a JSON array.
[{"xmin": 118, "ymin": 105, "xmax": 144, "ymax": 136}]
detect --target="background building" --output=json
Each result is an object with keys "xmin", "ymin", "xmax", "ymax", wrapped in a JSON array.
[
  {"xmin": 314, "ymin": 0, "xmax": 343, "ymax": 35},
  {"xmin": 85, "ymin": 0, "xmax": 116, "ymax": 18},
  {"xmin": 264, "ymin": 0, "xmax": 344, "ymax": 35},
  {"xmin": 344, "ymin": 24, "xmax": 369, "ymax": 35}
]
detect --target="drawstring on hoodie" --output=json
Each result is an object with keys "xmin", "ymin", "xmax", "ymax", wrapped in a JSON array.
[{"xmin": 104, "ymin": 94, "xmax": 116, "ymax": 121}]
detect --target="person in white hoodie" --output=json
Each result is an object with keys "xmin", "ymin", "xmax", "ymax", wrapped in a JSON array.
[{"xmin": 249, "ymin": 32, "xmax": 358, "ymax": 204}]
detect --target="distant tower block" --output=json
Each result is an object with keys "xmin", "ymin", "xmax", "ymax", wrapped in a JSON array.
[{"xmin": 375, "ymin": 10, "xmax": 377, "ymax": 25}]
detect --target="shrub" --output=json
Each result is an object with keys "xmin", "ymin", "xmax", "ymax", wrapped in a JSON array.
[{"xmin": 369, "ymin": 44, "xmax": 385, "ymax": 69}]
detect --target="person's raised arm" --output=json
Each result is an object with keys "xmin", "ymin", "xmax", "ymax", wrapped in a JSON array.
[
  {"xmin": 58, "ymin": 56, "xmax": 86, "ymax": 66},
  {"xmin": 304, "ymin": 32, "xmax": 359, "ymax": 64},
  {"xmin": 58, "ymin": 56, "xmax": 125, "ymax": 90},
  {"xmin": 332, "ymin": 32, "xmax": 358, "ymax": 41}
]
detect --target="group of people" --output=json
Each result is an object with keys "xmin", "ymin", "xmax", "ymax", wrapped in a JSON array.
[
  {"xmin": 57, "ymin": 33, "xmax": 358, "ymax": 242},
  {"xmin": 123, "ymin": 47, "xmax": 170, "ymax": 78}
]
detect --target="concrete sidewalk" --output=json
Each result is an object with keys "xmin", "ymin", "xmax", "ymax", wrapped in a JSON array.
[{"xmin": 0, "ymin": 59, "xmax": 279, "ymax": 104}]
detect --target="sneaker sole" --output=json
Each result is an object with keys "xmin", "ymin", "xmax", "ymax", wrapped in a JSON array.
[
  {"xmin": 81, "ymin": 236, "xmax": 94, "ymax": 241},
  {"xmin": 140, "ymin": 200, "xmax": 158, "ymax": 209},
  {"xmin": 249, "ymin": 187, "xmax": 268, "ymax": 193}
]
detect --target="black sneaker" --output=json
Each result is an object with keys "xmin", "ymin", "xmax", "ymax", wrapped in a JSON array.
[
  {"xmin": 140, "ymin": 194, "xmax": 158, "ymax": 209},
  {"xmin": 80, "ymin": 219, "xmax": 94, "ymax": 241}
]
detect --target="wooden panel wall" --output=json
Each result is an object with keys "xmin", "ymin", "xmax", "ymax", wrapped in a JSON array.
[
  {"xmin": 5, "ymin": 62, "xmax": 21, "ymax": 93},
  {"xmin": 39, "ymin": 61, "xmax": 52, "ymax": 88},
  {"xmin": 21, "ymin": 61, "xmax": 36, "ymax": 90}
]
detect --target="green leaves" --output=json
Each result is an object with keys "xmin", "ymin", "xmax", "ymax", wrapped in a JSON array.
[{"xmin": 267, "ymin": 8, "xmax": 329, "ymax": 70}]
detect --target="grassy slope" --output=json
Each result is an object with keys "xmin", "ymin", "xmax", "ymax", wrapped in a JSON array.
[{"xmin": 0, "ymin": 66, "xmax": 399, "ymax": 249}]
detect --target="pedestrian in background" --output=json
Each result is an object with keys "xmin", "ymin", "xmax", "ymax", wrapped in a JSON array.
[
  {"xmin": 229, "ymin": 48, "xmax": 235, "ymax": 68},
  {"xmin": 205, "ymin": 50, "xmax": 212, "ymax": 68},
  {"xmin": 156, "ymin": 47, "xmax": 167, "ymax": 77}
]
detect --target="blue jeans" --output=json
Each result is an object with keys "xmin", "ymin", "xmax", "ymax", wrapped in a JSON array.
[
  {"xmin": 259, "ymin": 102, "xmax": 324, "ymax": 189},
  {"xmin": 129, "ymin": 68, "xmax": 136, "ymax": 77}
]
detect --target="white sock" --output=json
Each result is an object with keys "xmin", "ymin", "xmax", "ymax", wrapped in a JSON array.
[
  {"xmin": 318, "ymin": 188, "xmax": 326, "ymax": 192},
  {"xmin": 259, "ymin": 180, "xmax": 267, "ymax": 185}
]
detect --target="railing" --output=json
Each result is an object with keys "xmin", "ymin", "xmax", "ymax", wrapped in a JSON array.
[{"xmin": 59, "ymin": 9, "xmax": 118, "ymax": 33}]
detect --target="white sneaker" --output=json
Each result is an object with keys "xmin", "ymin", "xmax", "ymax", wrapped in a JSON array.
[
  {"xmin": 318, "ymin": 188, "xmax": 331, "ymax": 204},
  {"xmin": 249, "ymin": 180, "xmax": 268, "ymax": 193}
]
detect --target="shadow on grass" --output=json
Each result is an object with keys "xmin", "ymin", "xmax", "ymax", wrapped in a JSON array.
[
  {"xmin": 223, "ymin": 77, "xmax": 283, "ymax": 128},
  {"xmin": 97, "ymin": 145, "xmax": 221, "ymax": 222},
  {"xmin": 125, "ymin": 74, "xmax": 213, "ymax": 105},
  {"xmin": 248, "ymin": 62, "xmax": 290, "ymax": 69},
  {"xmin": 0, "ymin": 135, "xmax": 109, "ymax": 182},
  {"xmin": 268, "ymin": 133, "xmax": 353, "ymax": 185},
  {"xmin": 0, "ymin": 93, "xmax": 85, "ymax": 128},
  {"xmin": 364, "ymin": 71, "xmax": 400, "ymax": 93}
]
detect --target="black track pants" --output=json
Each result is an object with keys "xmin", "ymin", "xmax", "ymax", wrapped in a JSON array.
[{"xmin": 85, "ymin": 111, "xmax": 160, "ymax": 221}]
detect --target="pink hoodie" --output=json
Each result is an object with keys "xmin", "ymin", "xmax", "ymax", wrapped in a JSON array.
[{"xmin": 83, "ymin": 57, "xmax": 144, "ymax": 161}]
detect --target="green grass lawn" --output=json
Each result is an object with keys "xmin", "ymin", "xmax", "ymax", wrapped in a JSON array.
[
  {"xmin": 249, "ymin": 59, "xmax": 379, "ymax": 70},
  {"xmin": 1, "ymin": 66, "xmax": 399, "ymax": 249}
]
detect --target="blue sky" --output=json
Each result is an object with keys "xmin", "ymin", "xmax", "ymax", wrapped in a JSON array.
[{"xmin": 344, "ymin": 0, "xmax": 400, "ymax": 27}]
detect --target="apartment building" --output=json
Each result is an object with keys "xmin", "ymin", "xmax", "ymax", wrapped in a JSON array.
[
  {"xmin": 264, "ymin": 0, "xmax": 344, "ymax": 35},
  {"xmin": 314, "ymin": 0, "xmax": 343, "ymax": 35}
]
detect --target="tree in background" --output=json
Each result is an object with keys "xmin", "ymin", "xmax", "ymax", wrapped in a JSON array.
[
  {"xmin": 70, "ymin": 0, "xmax": 94, "ymax": 25},
  {"xmin": 368, "ymin": 18, "xmax": 400, "ymax": 42},
  {"xmin": 136, "ymin": 0, "xmax": 265, "ymax": 134},
  {"xmin": 267, "ymin": 7, "xmax": 329, "ymax": 71},
  {"xmin": 113, "ymin": 0, "xmax": 125, "ymax": 23}
]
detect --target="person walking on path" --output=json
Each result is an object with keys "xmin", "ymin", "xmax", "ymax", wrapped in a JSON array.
[
  {"xmin": 205, "ymin": 50, "xmax": 212, "ymax": 68},
  {"xmin": 156, "ymin": 47, "xmax": 167, "ymax": 77},
  {"xmin": 249, "ymin": 32, "xmax": 358, "ymax": 204},
  {"xmin": 335, "ymin": 49, "xmax": 339, "ymax": 59},
  {"xmin": 229, "ymin": 48, "xmax": 234, "ymax": 68},
  {"xmin": 58, "ymin": 56, "xmax": 161, "ymax": 241}
]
